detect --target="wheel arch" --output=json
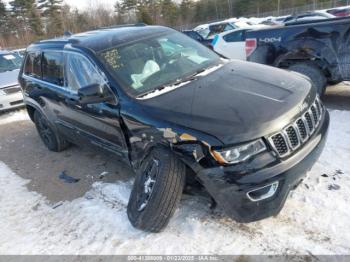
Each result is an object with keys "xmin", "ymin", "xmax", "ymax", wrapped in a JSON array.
[{"xmin": 274, "ymin": 39, "xmax": 341, "ymax": 81}]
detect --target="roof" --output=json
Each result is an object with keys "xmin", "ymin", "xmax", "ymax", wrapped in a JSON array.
[
  {"xmin": 0, "ymin": 50, "xmax": 12, "ymax": 55},
  {"xmin": 29, "ymin": 25, "xmax": 172, "ymax": 53}
]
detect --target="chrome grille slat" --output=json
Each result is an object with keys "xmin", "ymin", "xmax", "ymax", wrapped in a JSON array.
[
  {"xmin": 296, "ymin": 118, "xmax": 308, "ymax": 142},
  {"xmin": 284, "ymin": 125, "xmax": 300, "ymax": 149},
  {"xmin": 305, "ymin": 111, "xmax": 314, "ymax": 134},
  {"xmin": 268, "ymin": 98, "xmax": 324, "ymax": 158}
]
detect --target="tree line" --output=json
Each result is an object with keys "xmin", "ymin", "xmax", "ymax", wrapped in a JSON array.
[{"xmin": 0, "ymin": 0, "xmax": 344, "ymax": 48}]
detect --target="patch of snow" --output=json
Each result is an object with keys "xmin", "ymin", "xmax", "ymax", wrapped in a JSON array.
[
  {"xmin": 138, "ymin": 64, "xmax": 224, "ymax": 100},
  {"xmin": 137, "ymin": 81, "xmax": 192, "ymax": 100},
  {"xmin": 196, "ymin": 64, "xmax": 223, "ymax": 77},
  {"xmin": 0, "ymin": 110, "xmax": 349, "ymax": 254},
  {"xmin": 0, "ymin": 109, "xmax": 29, "ymax": 125}
]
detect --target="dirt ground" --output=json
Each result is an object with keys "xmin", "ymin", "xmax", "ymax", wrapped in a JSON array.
[{"xmin": 0, "ymin": 83, "xmax": 349, "ymax": 204}]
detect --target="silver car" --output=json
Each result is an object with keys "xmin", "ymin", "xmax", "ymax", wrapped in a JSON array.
[{"xmin": 0, "ymin": 50, "xmax": 24, "ymax": 112}]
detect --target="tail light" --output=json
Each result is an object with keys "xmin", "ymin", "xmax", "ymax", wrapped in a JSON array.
[{"xmin": 245, "ymin": 38, "xmax": 257, "ymax": 58}]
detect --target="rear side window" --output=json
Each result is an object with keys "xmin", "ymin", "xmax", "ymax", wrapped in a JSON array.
[
  {"xmin": 223, "ymin": 30, "xmax": 246, "ymax": 42},
  {"xmin": 24, "ymin": 52, "xmax": 41, "ymax": 78},
  {"xmin": 65, "ymin": 53, "xmax": 105, "ymax": 92},
  {"xmin": 42, "ymin": 52, "xmax": 64, "ymax": 86}
]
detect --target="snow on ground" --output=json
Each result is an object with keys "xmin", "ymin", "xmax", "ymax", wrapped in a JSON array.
[
  {"xmin": 0, "ymin": 110, "xmax": 350, "ymax": 255},
  {"xmin": 0, "ymin": 109, "xmax": 29, "ymax": 126}
]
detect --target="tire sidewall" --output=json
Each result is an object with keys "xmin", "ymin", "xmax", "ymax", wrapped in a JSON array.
[
  {"xmin": 127, "ymin": 148, "xmax": 184, "ymax": 232},
  {"xmin": 34, "ymin": 110, "xmax": 59, "ymax": 151},
  {"xmin": 127, "ymin": 149, "xmax": 168, "ymax": 226},
  {"xmin": 289, "ymin": 63, "xmax": 327, "ymax": 96}
]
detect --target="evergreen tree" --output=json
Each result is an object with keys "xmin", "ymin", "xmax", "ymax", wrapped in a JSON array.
[
  {"xmin": 38, "ymin": 0, "xmax": 63, "ymax": 37},
  {"xmin": 0, "ymin": 1, "xmax": 7, "ymax": 35},
  {"xmin": 161, "ymin": 0, "xmax": 179, "ymax": 26},
  {"xmin": 9, "ymin": 0, "xmax": 43, "ymax": 41},
  {"xmin": 180, "ymin": 0, "xmax": 193, "ymax": 23}
]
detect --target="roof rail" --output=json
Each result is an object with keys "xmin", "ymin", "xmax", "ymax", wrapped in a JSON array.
[{"xmin": 97, "ymin": 23, "xmax": 147, "ymax": 30}]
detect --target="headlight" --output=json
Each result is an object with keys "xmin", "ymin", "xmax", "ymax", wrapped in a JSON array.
[{"xmin": 211, "ymin": 139, "xmax": 267, "ymax": 164}]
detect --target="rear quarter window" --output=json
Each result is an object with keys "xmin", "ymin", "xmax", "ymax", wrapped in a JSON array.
[
  {"xmin": 42, "ymin": 51, "xmax": 64, "ymax": 86},
  {"xmin": 24, "ymin": 52, "xmax": 41, "ymax": 78}
]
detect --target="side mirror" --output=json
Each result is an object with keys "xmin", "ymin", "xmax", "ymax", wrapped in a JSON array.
[{"xmin": 78, "ymin": 83, "xmax": 113, "ymax": 105}]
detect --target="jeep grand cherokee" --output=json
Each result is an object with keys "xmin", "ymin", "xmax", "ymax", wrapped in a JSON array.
[{"xmin": 18, "ymin": 25, "xmax": 329, "ymax": 232}]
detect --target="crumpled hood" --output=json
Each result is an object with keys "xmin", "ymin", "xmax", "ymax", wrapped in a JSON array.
[
  {"xmin": 0, "ymin": 69, "xmax": 20, "ymax": 89},
  {"xmin": 139, "ymin": 61, "xmax": 315, "ymax": 145}
]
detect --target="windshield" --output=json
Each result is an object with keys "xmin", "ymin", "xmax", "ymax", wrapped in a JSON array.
[
  {"xmin": 0, "ymin": 53, "xmax": 22, "ymax": 73},
  {"xmin": 197, "ymin": 28, "xmax": 210, "ymax": 38},
  {"xmin": 99, "ymin": 31, "xmax": 221, "ymax": 97}
]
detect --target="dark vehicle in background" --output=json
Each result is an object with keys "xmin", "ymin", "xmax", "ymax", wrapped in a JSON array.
[
  {"xmin": 246, "ymin": 16, "xmax": 350, "ymax": 95},
  {"xmin": 182, "ymin": 30, "xmax": 213, "ymax": 49},
  {"xmin": 327, "ymin": 7, "xmax": 350, "ymax": 17},
  {"xmin": 19, "ymin": 25, "xmax": 329, "ymax": 232},
  {"xmin": 0, "ymin": 50, "xmax": 24, "ymax": 112},
  {"xmin": 281, "ymin": 11, "xmax": 335, "ymax": 24}
]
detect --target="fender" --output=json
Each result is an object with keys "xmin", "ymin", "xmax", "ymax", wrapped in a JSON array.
[
  {"xmin": 121, "ymin": 114, "xmax": 220, "ymax": 172},
  {"xmin": 22, "ymin": 96, "xmax": 59, "ymax": 125}
]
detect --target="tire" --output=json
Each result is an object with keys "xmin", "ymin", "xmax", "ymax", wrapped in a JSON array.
[
  {"xmin": 288, "ymin": 63, "xmax": 327, "ymax": 96},
  {"xmin": 33, "ymin": 110, "xmax": 69, "ymax": 152},
  {"xmin": 127, "ymin": 148, "xmax": 186, "ymax": 232}
]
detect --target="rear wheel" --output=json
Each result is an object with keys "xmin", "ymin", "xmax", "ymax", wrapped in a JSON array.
[
  {"xmin": 127, "ymin": 148, "xmax": 186, "ymax": 232},
  {"xmin": 33, "ymin": 110, "xmax": 69, "ymax": 152},
  {"xmin": 289, "ymin": 63, "xmax": 327, "ymax": 96}
]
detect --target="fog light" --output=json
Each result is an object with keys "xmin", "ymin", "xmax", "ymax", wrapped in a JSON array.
[{"xmin": 247, "ymin": 181, "xmax": 279, "ymax": 202}]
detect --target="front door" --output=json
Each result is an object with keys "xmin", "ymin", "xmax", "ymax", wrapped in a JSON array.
[{"xmin": 41, "ymin": 50, "xmax": 128, "ymax": 159}]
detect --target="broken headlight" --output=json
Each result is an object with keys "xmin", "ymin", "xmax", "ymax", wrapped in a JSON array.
[{"xmin": 211, "ymin": 139, "xmax": 266, "ymax": 164}]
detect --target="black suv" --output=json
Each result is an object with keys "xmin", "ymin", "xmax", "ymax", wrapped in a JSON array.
[{"xmin": 19, "ymin": 25, "xmax": 329, "ymax": 232}]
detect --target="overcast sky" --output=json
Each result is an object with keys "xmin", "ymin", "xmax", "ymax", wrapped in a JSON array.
[{"xmin": 65, "ymin": 0, "xmax": 116, "ymax": 10}]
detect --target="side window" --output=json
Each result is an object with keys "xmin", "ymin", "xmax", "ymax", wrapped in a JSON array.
[
  {"xmin": 65, "ymin": 53, "xmax": 105, "ymax": 92},
  {"xmin": 24, "ymin": 52, "xmax": 41, "ymax": 79},
  {"xmin": 42, "ymin": 52, "xmax": 64, "ymax": 86},
  {"xmin": 223, "ymin": 30, "xmax": 245, "ymax": 42},
  {"xmin": 224, "ymin": 24, "xmax": 234, "ymax": 31}
]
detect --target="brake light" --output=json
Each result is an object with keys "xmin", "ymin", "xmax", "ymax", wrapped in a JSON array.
[{"xmin": 245, "ymin": 38, "xmax": 257, "ymax": 58}]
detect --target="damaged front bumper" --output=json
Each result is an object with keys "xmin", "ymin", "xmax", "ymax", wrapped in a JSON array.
[{"xmin": 197, "ymin": 110, "xmax": 329, "ymax": 223}]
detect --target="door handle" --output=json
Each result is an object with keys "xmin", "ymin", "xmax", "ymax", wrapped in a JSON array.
[{"xmin": 65, "ymin": 97, "xmax": 78, "ymax": 105}]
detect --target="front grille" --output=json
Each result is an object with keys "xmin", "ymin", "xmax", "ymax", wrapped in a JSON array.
[
  {"xmin": 268, "ymin": 97, "xmax": 324, "ymax": 158},
  {"xmin": 2, "ymin": 85, "xmax": 21, "ymax": 95}
]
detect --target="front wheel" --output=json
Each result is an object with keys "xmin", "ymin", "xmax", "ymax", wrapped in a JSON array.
[
  {"xmin": 288, "ymin": 63, "xmax": 327, "ymax": 96},
  {"xmin": 127, "ymin": 148, "xmax": 186, "ymax": 232}
]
